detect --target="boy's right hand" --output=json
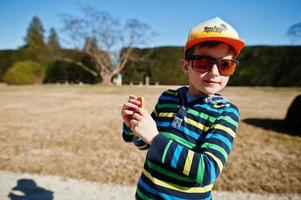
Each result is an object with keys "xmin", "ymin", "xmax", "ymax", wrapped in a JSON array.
[{"xmin": 121, "ymin": 95, "xmax": 141, "ymax": 128}]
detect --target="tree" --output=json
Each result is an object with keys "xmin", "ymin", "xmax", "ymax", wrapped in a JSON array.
[
  {"xmin": 21, "ymin": 16, "xmax": 49, "ymax": 65},
  {"xmin": 287, "ymin": 22, "xmax": 301, "ymax": 44},
  {"xmin": 24, "ymin": 16, "xmax": 46, "ymax": 49},
  {"xmin": 47, "ymin": 27, "xmax": 61, "ymax": 60},
  {"xmin": 60, "ymin": 5, "xmax": 156, "ymax": 85},
  {"xmin": 48, "ymin": 28, "xmax": 61, "ymax": 49}
]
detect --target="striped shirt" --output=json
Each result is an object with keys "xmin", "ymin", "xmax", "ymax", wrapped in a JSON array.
[{"xmin": 122, "ymin": 86, "xmax": 240, "ymax": 200}]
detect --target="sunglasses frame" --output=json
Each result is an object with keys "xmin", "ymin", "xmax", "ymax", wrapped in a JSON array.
[{"xmin": 187, "ymin": 55, "xmax": 239, "ymax": 76}]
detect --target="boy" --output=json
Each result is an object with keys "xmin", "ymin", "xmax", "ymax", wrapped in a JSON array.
[{"xmin": 121, "ymin": 17, "xmax": 245, "ymax": 199}]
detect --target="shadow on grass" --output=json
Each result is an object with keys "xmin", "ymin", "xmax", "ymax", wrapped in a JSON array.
[
  {"xmin": 243, "ymin": 118, "xmax": 300, "ymax": 136},
  {"xmin": 8, "ymin": 179, "xmax": 53, "ymax": 200}
]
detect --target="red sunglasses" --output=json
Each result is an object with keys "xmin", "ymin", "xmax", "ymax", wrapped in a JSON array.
[{"xmin": 187, "ymin": 55, "xmax": 239, "ymax": 76}]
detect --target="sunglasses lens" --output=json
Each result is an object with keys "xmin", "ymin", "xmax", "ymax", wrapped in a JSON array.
[
  {"xmin": 219, "ymin": 60, "xmax": 237, "ymax": 76},
  {"xmin": 192, "ymin": 58, "xmax": 212, "ymax": 72}
]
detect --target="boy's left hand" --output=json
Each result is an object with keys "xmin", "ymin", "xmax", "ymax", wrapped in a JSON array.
[{"xmin": 130, "ymin": 108, "xmax": 158, "ymax": 145}]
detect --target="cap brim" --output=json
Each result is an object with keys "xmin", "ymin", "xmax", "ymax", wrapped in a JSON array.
[{"xmin": 185, "ymin": 37, "xmax": 246, "ymax": 56}]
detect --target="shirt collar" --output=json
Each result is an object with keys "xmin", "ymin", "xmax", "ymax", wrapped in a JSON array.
[{"xmin": 179, "ymin": 86, "xmax": 229, "ymax": 105}]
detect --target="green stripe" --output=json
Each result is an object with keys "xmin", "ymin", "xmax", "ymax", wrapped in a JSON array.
[
  {"xmin": 188, "ymin": 108, "xmax": 238, "ymax": 128},
  {"xmin": 187, "ymin": 109, "xmax": 216, "ymax": 123},
  {"xmin": 162, "ymin": 140, "xmax": 173, "ymax": 163},
  {"xmin": 196, "ymin": 154, "xmax": 205, "ymax": 183},
  {"xmin": 123, "ymin": 124, "xmax": 133, "ymax": 135},
  {"xmin": 138, "ymin": 143, "xmax": 149, "ymax": 150},
  {"xmin": 146, "ymin": 159, "xmax": 194, "ymax": 182},
  {"xmin": 137, "ymin": 188, "xmax": 152, "ymax": 200},
  {"xmin": 157, "ymin": 103, "xmax": 180, "ymax": 109},
  {"xmin": 164, "ymin": 90, "xmax": 177, "ymax": 96},
  {"xmin": 202, "ymin": 143, "xmax": 228, "ymax": 160},
  {"xmin": 217, "ymin": 115, "xmax": 238, "ymax": 127},
  {"xmin": 161, "ymin": 132, "xmax": 195, "ymax": 149}
]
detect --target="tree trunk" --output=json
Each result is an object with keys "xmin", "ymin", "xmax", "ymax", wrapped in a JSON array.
[{"xmin": 101, "ymin": 73, "xmax": 113, "ymax": 85}]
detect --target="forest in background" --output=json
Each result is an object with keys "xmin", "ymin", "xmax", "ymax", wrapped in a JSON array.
[{"xmin": 1, "ymin": 45, "xmax": 301, "ymax": 86}]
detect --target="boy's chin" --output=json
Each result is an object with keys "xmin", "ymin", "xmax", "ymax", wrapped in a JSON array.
[
  {"xmin": 188, "ymin": 85, "xmax": 222, "ymax": 97},
  {"xmin": 188, "ymin": 81, "xmax": 226, "ymax": 96},
  {"xmin": 202, "ymin": 86, "xmax": 223, "ymax": 95}
]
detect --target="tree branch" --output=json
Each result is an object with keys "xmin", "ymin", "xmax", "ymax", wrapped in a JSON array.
[
  {"xmin": 112, "ymin": 47, "xmax": 133, "ymax": 75},
  {"xmin": 60, "ymin": 6, "xmax": 155, "ymax": 84},
  {"xmin": 83, "ymin": 38, "xmax": 112, "ymax": 74},
  {"xmin": 61, "ymin": 57, "xmax": 98, "ymax": 77}
]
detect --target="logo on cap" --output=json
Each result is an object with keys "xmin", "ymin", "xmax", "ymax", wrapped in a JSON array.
[{"xmin": 204, "ymin": 23, "xmax": 228, "ymax": 34}]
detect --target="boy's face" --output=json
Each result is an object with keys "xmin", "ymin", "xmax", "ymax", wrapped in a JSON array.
[{"xmin": 182, "ymin": 43, "xmax": 232, "ymax": 96}]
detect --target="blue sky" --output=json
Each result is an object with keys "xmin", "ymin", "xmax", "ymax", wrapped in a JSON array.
[{"xmin": 1, "ymin": 0, "xmax": 301, "ymax": 50}]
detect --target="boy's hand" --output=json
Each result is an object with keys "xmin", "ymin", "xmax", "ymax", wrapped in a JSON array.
[
  {"xmin": 130, "ymin": 108, "xmax": 159, "ymax": 145},
  {"xmin": 121, "ymin": 95, "xmax": 142, "ymax": 128}
]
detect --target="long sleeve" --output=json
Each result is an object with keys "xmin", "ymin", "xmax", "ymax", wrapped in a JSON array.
[
  {"xmin": 122, "ymin": 123, "xmax": 134, "ymax": 142},
  {"xmin": 146, "ymin": 107, "xmax": 239, "ymax": 185}
]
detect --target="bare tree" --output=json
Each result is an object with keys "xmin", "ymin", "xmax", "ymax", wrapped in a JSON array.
[
  {"xmin": 60, "ymin": 5, "xmax": 156, "ymax": 85},
  {"xmin": 287, "ymin": 22, "xmax": 301, "ymax": 44}
]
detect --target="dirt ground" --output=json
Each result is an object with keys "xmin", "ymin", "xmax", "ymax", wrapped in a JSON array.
[
  {"xmin": 0, "ymin": 85, "xmax": 300, "ymax": 194},
  {"xmin": 1, "ymin": 170, "xmax": 300, "ymax": 200}
]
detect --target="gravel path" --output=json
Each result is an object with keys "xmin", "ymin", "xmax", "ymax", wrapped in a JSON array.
[{"xmin": 0, "ymin": 171, "xmax": 299, "ymax": 200}]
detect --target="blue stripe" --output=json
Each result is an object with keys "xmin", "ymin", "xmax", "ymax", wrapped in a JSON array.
[
  {"xmin": 138, "ymin": 179, "xmax": 184, "ymax": 200},
  {"xmin": 181, "ymin": 126, "xmax": 200, "ymax": 139},
  {"xmin": 194, "ymin": 104, "xmax": 239, "ymax": 118},
  {"xmin": 159, "ymin": 95, "xmax": 179, "ymax": 102},
  {"xmin": 204, "ymin": 193, "xmax": 213, "ymax": 200},
  {"xmin": 205, "ymin": 133, "xmax": 232, "ymax": 150},
  {"xmin": 204, "ymin": 156, "xmax": 216, "ymax": 184},
  {"xmin": 171, "ymin": 145, "xmax": 183, "ymax": 168},
  {"xmin": 156, "ymin": 122, "xmax": 200, "ymax": 140},
  {"xmin": 156, "ymin": 121, "xmax": 170, "ymax": 127},
  {"xmin": 225, "ymin": 107, "xmax": 239, "ymax": 117},
  {"xmin": 133, "ymin": 136, "xmax": 147, "ymax": 146},
  {"xmin": 122, "ymin": 124, "xmax": 133, "ymax": 135}
]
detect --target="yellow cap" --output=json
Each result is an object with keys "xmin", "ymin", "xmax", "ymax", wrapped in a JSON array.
[{"xmin": 185, "ymin": 17, "xmax": 245, "ymax": 55}]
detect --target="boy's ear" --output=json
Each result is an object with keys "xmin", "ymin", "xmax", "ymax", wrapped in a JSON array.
[{"xmin": 181, "ymin": 59, "xmax": 189, "ymax": 74}]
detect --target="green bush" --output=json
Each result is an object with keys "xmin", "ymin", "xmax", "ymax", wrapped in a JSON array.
[{"xmin": 3, "ymin": 60, "xmax": 45, "ymax": 85}]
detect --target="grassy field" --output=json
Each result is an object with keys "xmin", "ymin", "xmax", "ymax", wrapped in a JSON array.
[{"xmin": 0, "ymin": 85, "xmax": 300, "ymax": 194}]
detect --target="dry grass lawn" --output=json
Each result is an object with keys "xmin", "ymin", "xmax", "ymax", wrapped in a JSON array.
[{"xmin": 0, "ymin": 85, "xmax": 300, "ymax": 194}]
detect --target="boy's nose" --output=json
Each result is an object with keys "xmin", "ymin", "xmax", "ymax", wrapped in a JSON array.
[{"xmin": 209, "ymin": 64, "xmax": 220, "ymax": 76}]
